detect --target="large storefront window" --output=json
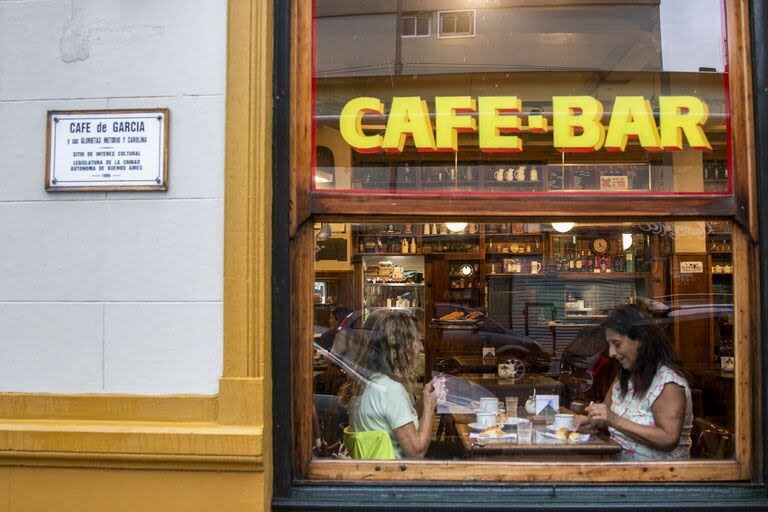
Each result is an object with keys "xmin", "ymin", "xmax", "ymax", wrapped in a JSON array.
[
  {"xmin": 313, "ymin": 220, "xmax": 736, "ymax": 463},
  {"xmin": 295, "ymin": 0, "xmax": 755, "ymax": 484}
]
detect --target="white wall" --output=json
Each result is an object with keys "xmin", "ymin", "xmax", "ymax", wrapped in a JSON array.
[{"xmin": 0, "ymin": 0, "xmax": 226, "ymax": 394}]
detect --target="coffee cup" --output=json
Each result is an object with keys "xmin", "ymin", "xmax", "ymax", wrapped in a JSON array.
[
  {"xmin": 553, "ymin": 413, "xmax": 575, "ymax": 430},
  {"xmin": 494, "ymin": 168, "xmax": 505, "ymax": 181},
  {"xmin": 479, "ymin": 397, "xmax": 498, "ymax": 413},
  {"xmin": 514, "ymin": 166, "xmax": 526, "ymax": 181},
  {"xmin": 505, "ymin": 168, "xmax": 515, "ymax": 181},
  {"xmin": 476, "ymin": 412, "xmax": 497, "ymax": 427}
]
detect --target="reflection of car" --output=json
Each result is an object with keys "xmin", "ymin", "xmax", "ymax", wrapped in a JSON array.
[
  {"xmin": 328, "ymin": 306, "xmax": 550, "ymax": 375},
  {"xmin": 431, "ymin": 303, "xmax": 551, "ymax": 375},
  {"xmin": 558, "ymin": 325, "xmax": 613, "ymax": 402}
]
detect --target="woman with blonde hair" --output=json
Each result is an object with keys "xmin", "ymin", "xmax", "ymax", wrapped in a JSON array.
[{"xmin": 340, "ymin": 310, "xmax": 441, "ymax": 459}]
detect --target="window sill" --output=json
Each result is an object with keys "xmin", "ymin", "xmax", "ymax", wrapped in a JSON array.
[
  {"xmin": 0, "ymin": 419, "xmax": 263, "ymax": 472},
  {"xmin": 307, "ymin": 458, "xmax": 744, "ymax": 483}
]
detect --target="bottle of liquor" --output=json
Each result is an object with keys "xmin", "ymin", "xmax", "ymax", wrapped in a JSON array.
[
  {"xmin": 377, "ymin": 237, "xmax": 383, "ymax": 253},
  {"xmin": 575, "ymin": 251, "xmax": 583, "ymax": 271},
  {"xmin": 613, "ymin": 248, "xmax": 625, "ymax": 272},
  {"xmin": 401, "ymin": 238, "xmax": 409, "ymax": 254},
  {"xmin": 568, "ymin": 250, "xmax": 576, "ymax": 272},
  {"xmin": 625, "ymin": 249, "xmax": 635, "ymax": 273},
  {"xmin": 409, "ymin": 238, "xmax": 417, "ymax": 254}
]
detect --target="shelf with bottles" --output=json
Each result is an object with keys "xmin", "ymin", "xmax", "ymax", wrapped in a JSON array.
[
  {"xmin": 355, "ymin": 230, "xmax": 419, "ymax": 255},
  {"xmin": 484, "ymin": 233, "xmax": 544, "ymax": 255},
  {"xmin": 707, "ymin": 234, "xmax": 733, "ymax": 255},
  {"xmin": 550, "ymin": 232, "xmax": 646, "ymax": 275},
  {"xmin": 486, "ymin": 258, "xmax": 544, "ymax": 276},
  {"xmin": 422, "ymin": 240, "xmax": 481, "ymax": 254},
  {"xmin": 421, "ymin": 222, "xmax": 480, "ymax": 236},
  {"xmin": 364, "ymin": 286, "xmax": 424, "ymax": 310}
]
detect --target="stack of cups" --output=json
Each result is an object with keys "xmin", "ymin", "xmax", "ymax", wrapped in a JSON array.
[{"xmin": 476, "ymin": 397, "xmax": 499, "ymax": 428}]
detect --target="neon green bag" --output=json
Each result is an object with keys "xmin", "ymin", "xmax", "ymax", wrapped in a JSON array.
[{"xmin": 343, "ymin": 426, "xmax": 396, "ymax": 460}]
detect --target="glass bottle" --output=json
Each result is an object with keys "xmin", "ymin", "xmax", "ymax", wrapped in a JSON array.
[
  {"xmin": 410, "ymin": 238, "xmax": 417, "ymax": 254},
  {"xmin": 613, "ymin": 247, "xmax": 625, "ymax": 272},
  {"xmin": 624, "ymin": 249, "xmax": 635, "ymax": 273},
  {"xmin": 401, "ymin": 238, "xmax": 409, "ymax": 254}
]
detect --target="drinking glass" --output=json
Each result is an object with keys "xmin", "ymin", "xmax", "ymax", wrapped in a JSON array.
[
  {"xmin": 505, "ymin": 397, "xmax": 519, "ymax": 418},
  {"xmin": 517, "ymin": 420, "xmax": 533, "ymax": 444}
]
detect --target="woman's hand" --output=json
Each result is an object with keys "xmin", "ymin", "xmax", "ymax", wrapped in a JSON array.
[
  {"xmin": 421, "ymin": 377, "xmax": 441, "ymax": 412},
  {"xmin": 586, "ymin": 402, "xmax": 617, "ymax": 427}
]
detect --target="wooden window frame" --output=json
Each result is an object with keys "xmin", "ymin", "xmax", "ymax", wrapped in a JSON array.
[{"xmin": 288, "ymin": 0, "xmax": 762, "ymax": 486}]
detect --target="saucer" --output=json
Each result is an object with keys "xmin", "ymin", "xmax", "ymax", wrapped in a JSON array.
[
  {"xmin": 540, "ymin": 430, "xmax": 591, "ymax": 443},
  {"xmin": 469, "ymin": 432, "xmax": 517, "ymax": 440},
  {"xmin": 545, "ymin": 424, "xmax": 576, "ymax": 432},
  {"xmin": 503, "ymin": 417, "xmax": 526, "ymax": 426},
  {"xmin": 468, "ymin": 422, "xmax": 499, "ymax": 431}
]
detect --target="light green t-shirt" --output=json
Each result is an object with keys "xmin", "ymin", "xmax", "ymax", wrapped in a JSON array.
[{"xmin": 349, "ymin": 374, "xmax": 419, "ymax": 459}]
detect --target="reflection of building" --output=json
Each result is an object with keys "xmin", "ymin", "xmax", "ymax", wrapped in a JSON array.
[
  {"xmin": 315, "ymin": 1, "xmax": 727, "ymax": 195},
  {"xmin": 317, "ymin": 1, "xmax": 664, "ymax": 76}
]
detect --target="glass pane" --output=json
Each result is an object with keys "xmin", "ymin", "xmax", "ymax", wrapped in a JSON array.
[
  {"xmin": 416, "ymin": 16, "xmax": 429, "ymax": 37},
  {"xmin": 314, "ymin": 1, "xmax": 730, "ymax": 195},
  {"xmin": 401, "ymin": 17, "xmax": 415, "ymax": 37},
  {"xmin": 440, "ymin": 14, "xmax": 455, "ymax": 35},
  {"xmin": 312, "ymin": 220, "xmax": 736, "ymax": 462},
  {"xmin": 455, "ymin": 12, "xmax": 471, "ymax": 35}
]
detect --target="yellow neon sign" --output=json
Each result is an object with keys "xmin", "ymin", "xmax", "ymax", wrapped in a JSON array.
[{"xmin": 338, "ymin": 95, "xmax": 711, "ymax": 153}]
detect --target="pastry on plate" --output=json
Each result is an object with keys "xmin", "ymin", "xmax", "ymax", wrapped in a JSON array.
[
  {"xmin": 568, "ymin": 431, "xmax": 584, "ymax": 441},
  {"xmin": 478, "ymin": 425, "xmax": 505, "ymax": 438},
  {"xmin": 555, "ymin": 428, "xmax": 571, "ymax": 440}
]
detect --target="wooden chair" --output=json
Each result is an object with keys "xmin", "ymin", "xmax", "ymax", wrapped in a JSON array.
[{"xmin": 691, "ymin": 417, "xmax": 733, "ymax": 459}]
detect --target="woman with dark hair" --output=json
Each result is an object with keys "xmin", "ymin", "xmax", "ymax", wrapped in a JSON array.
[
  {"xmin": 340, "ymin": 311, "xmax": 441, "ymax": 459},
  {"xmin": 575, "ymin": 304, "xmax": 692, "ymax": 460}
]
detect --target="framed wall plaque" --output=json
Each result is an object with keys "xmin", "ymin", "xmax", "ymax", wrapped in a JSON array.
[{"xmin": 45, "ymin": 109, "xmax": 169, "ymax": 192}]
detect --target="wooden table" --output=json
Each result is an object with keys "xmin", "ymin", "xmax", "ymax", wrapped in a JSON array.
[{"xmin": 450, "ymin": 410, "xmax": 621, "ymax": 461}]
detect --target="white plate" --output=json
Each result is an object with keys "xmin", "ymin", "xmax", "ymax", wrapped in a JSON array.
[
  {"xmin": 502, "ymin": 417, "xmax": 526, "ymax": 426},
  {"xmin": 468, "ymin": 422, "xmax": 500, "ymax": 431},
  {"xmin": 469, "ymin": 432, "xmax": 517, "ymax": 440},
  {"xmin": 539, "ymin": 430, "xmax": 591, "ymax": 443},
  {"xmin": 545, "ymin": 424, "xmax": 576, "ymax": 432}
]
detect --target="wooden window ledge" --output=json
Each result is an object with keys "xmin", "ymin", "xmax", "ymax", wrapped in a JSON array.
[{"xmin": 0, "ymin": 419, "xmax": 264, "ymax": 472}]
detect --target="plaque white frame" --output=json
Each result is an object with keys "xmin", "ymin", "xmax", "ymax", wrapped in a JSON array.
[{"xmin": 46, "ymin": 109, "xmax": 169, "ymax": 192}]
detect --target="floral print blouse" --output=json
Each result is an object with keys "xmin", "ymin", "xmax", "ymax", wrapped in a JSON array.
[{"xmin": 608, "ymin": 365, "xmax": 692, "ymax": 461}]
